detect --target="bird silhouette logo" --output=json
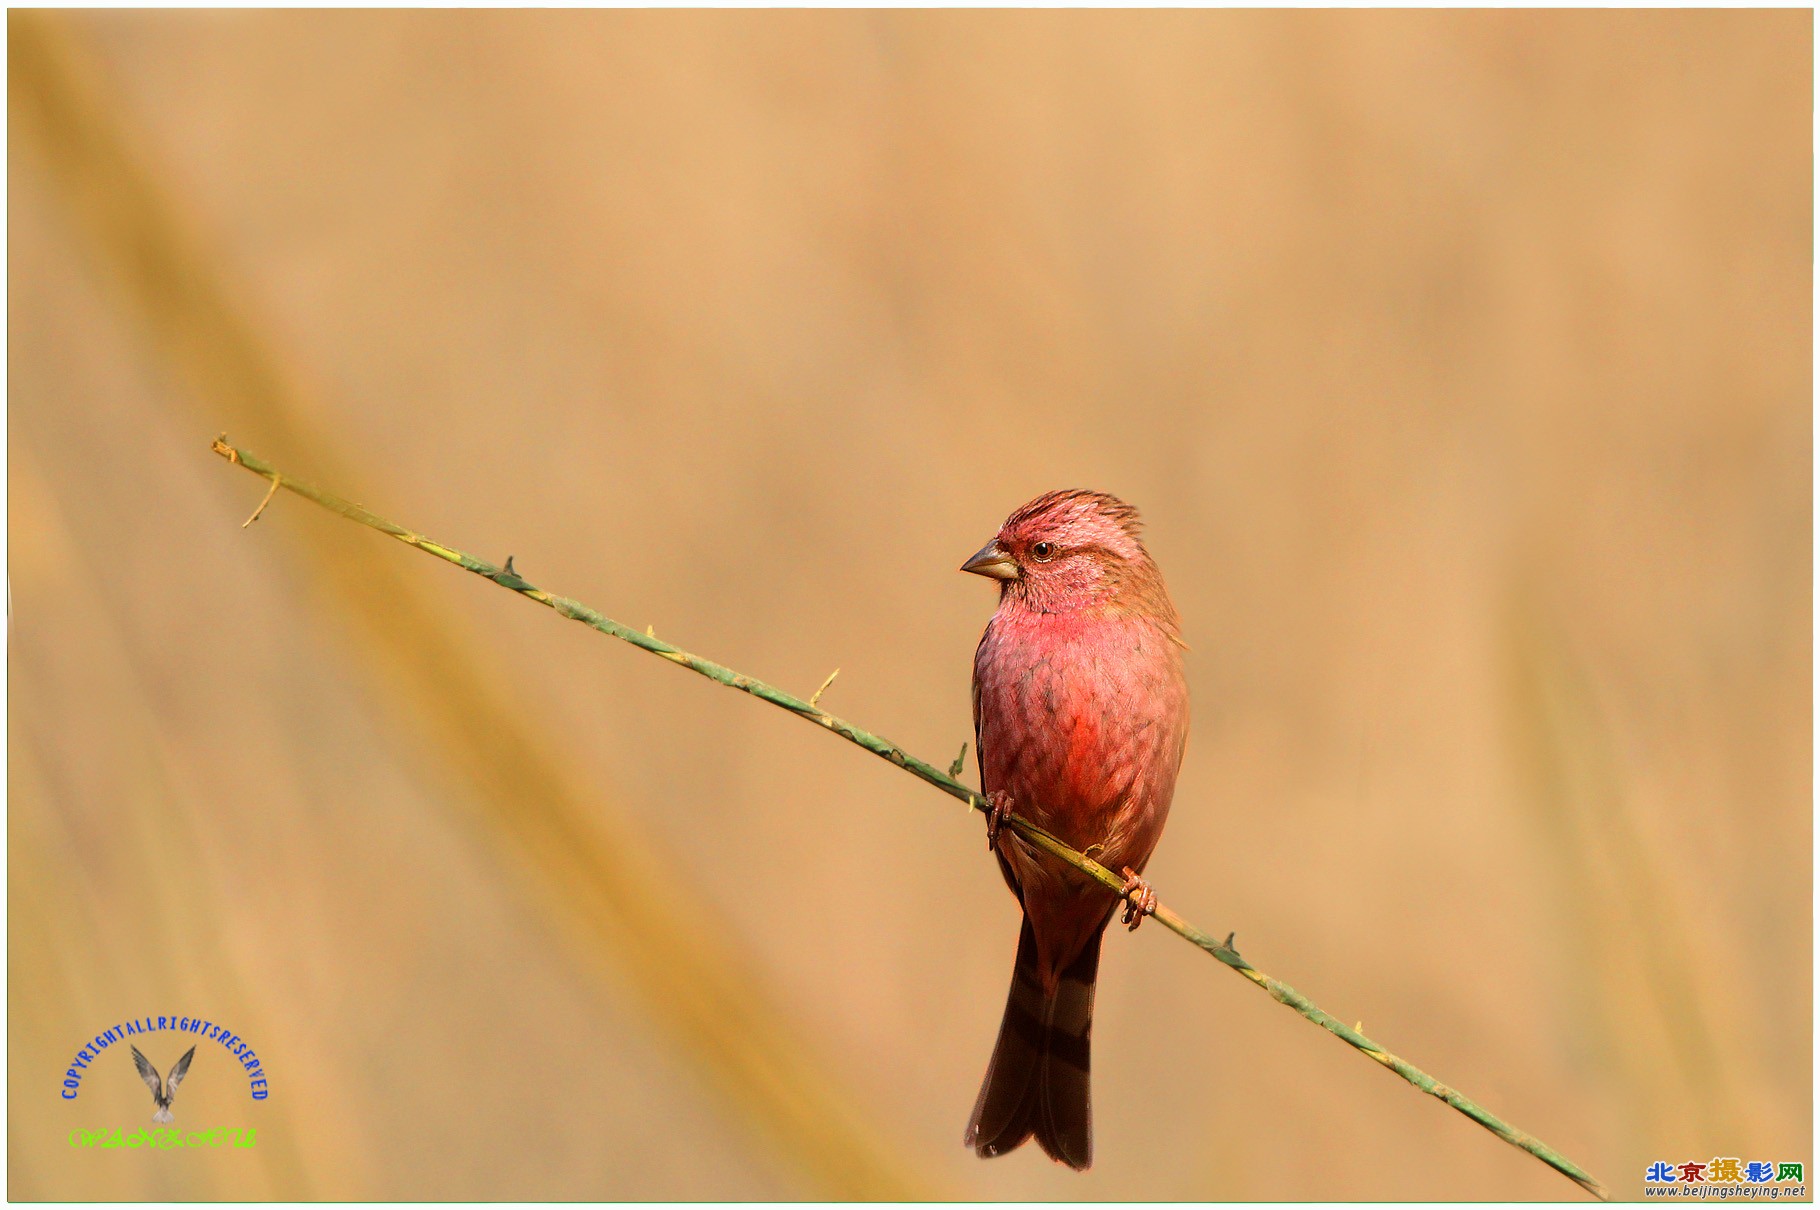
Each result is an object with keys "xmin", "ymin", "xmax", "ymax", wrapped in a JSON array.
[{"xmin": 130, "ymin": 1045, "xmax": 195, "ymax": 1123}]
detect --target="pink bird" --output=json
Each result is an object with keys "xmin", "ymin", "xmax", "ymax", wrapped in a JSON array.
[{"xmin": 960, "ymin": 489, "xmax": 1190, "ymax": 1171}]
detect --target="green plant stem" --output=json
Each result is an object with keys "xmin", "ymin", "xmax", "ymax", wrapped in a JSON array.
[{"xmin": 212, "ymin": 437, "xmax": 1608, "ymax": 1201}]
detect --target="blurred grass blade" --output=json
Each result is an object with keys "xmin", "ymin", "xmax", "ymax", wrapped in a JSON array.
[
  {"xmin": 10, "ymin": 456, "xmax": 331, "ymax": 1197},
  {"xmin": 9, "ymin": 11, "xmax": 924, "ymax": 1197},
  {"xmin": 1503, "ymin": 591, "xmax": 1750, "ymax": 1148}
]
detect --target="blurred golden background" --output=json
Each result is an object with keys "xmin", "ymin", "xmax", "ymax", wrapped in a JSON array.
[{"xmin": 8, "ymin": 8, "xmax": 1810, "ymax": 1200}]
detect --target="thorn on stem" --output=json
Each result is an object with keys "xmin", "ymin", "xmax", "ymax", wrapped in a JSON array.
[
  {"xmin": 504, "ymin": 555, "xmax": 518, "ymax": 577},
  {"xmin": 241, "ymin": 474, "xmax": 280, "ymax": 527},
  {"xmin": 947, "ymin": 742, "xmax": 968, "ymax": 779},
  {"xmin": 809, "ymin": 667, "xmax": 840, "ymax": 709},
  {"xmin": 1221, "ymin": 931, "xmax": 1237, "ymax": 951},
  {"xmin": 645, "ymin": 624, "xmax": 655, "ymax": 638}
]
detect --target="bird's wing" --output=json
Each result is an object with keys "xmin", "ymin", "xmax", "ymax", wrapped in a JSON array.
[
  {"xmin": 972, "ymin": 619, "xmax": 1023, "ymax": 898},
  {"xmin": 130, "ymin": 1046, "xmax": 163, "ymax": 1098},
  {"xmin": 165, "ymin": 1046, "xmax": 196, "ymax": 1096},
  {"xmin": 971, "ymin": 621, "xmax": 992, "ymax": 790}
]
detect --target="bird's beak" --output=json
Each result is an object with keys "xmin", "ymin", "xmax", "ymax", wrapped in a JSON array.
[{"xmin": 961, "ymin": 539, "xmax": 1018, "ymax": 581}]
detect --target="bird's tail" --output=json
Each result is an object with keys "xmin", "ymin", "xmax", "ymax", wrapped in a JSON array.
[
  {"xmin": 153, "ymin": 1107, "xmax": 173, "ymax": 1124},
  {"xmin": 964, "ymin": 915, "xmax": 1104, "ymax": 1170}
]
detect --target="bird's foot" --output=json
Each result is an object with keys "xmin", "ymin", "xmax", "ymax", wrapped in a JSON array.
[
  {"xmin": 1119, "ymin": 867, "xmax": 1157, "ymax": 931},
  {"xmin": 984, "ymin": 791, "xmax": 1015, "ymax": 852}
]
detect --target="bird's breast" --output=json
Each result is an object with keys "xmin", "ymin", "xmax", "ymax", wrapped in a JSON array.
[{"xmin": 974, "ymin": 607, "xmax": 1189, "ymax": 858}]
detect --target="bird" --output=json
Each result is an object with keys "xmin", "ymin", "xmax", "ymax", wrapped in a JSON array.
[
  {"xmin": 960, "ymin": 489, "xmax": 1190, "ymax": 1171},
  {"xmin": 131, "ymin": 1045, "xmax": 196, "ymax": 1124}
]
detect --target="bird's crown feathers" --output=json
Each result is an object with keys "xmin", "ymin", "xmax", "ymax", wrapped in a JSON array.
[{"xmin": 1002, "ymin": 489, "xmax": 1147, "ymax": 555}]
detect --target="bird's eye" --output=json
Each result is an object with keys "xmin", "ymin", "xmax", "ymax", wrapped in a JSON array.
[{"xmin": 1031, "ymin": 541, "xmax": 1056, "ymax": 562}]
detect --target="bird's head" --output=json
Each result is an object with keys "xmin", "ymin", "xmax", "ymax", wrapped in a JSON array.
[{"xmin": 961, "ymin": 489, "xmax": 1166, "ymax": 616}]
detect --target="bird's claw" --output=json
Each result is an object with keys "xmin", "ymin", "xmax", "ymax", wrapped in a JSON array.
[
  {"xmin": 1119, "ymin": 867, "xmax": 1157, "ymax": 931},
  {"xmin": 985, "ymin": 791, "xmax": 1014, "ymax": 852}
]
